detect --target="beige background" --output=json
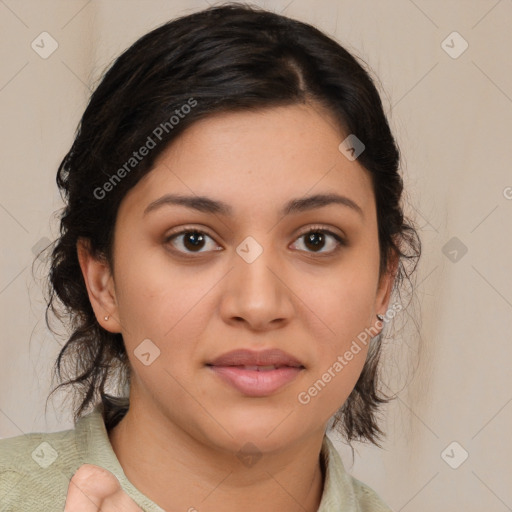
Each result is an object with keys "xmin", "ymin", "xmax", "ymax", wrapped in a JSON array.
[{"xmin": 1, "ymin": 1, "xmax": 511, "ymax": 510}]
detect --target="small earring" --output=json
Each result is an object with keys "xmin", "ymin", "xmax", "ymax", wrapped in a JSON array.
[
  {"xmin": 104, "ymin": 315, "xmax": 109, "ymax": 321},
  {"xmin": 376, "ymin": 314, "xmax": 384, "ymax": 321}
]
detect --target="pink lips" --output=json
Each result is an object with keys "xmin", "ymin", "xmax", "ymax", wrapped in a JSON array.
[{"xmin": 207, "ymin": 349, "xmax": 304, "ymax": 397}]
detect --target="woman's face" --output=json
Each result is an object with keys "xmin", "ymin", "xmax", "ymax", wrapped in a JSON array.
[{"xmin": 81, "ymin": 103, "xmax": 395, "ymax": 453}]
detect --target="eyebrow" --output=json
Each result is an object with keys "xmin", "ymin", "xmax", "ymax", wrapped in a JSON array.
[{"xmin": 143, "ymin": 192, "xmax": 364, "ymax": 219}]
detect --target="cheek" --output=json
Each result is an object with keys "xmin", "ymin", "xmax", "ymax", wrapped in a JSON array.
[
  {"xmin": 113, "ymin": 238, "xmax": 180, "ymax": 329},
  {"xmin": 293, "ymin": 261, "xmax": 377, "ymax": 412},
  {"xmin": 308, "ymin": 283, "xmax": 373, "ymax": 385},
  {"xmin": 296, "ymin": 283, "xmax": 373, "ymax": 420},
  {"xmin": 297, "ymin": 260, "xmax": 379, "ymax": 345},
  {"xmin": 113, "ymin": 244, "xmax": 219, "ymax": 366}
]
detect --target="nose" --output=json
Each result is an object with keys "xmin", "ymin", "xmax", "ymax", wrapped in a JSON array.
[{"xmin": 219, "ymin": 242, "xmax": 295, "ymax": 332}]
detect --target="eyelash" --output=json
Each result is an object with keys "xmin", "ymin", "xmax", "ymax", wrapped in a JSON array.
[{"xmin": 164, "ymin": 225, "xmax": 346, "ymax": 258}]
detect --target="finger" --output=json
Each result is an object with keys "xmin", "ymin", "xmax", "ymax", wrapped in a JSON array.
[
  {"xmin": 64, "ymin": 464, "xmax": 125, "ymax": 511},
  {"xmin": 102, "ymin": 488, "xmax": 145, "ymax": 512}
]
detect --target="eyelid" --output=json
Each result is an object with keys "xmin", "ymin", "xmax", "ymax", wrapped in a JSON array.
[
  {"xmin": 165, "ymin": 223, "xmax": 345, "ymax": 240},
  {"xmin": 165, "ymin": 224, "xmax": 216, "ymax": 239},
  {"xmin": 295, "ymin": 224, "xmax": 346, "ymax": 241}
]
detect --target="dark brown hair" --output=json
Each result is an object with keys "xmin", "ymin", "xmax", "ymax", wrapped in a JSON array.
[{"xmin": 41, "ymin": 2, "xmax": 421, "ymax": 447}]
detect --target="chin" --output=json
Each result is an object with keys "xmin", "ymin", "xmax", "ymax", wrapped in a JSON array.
[{"xmin": 204, "ymin": 404, "xmax": 310, "ymax": 453}]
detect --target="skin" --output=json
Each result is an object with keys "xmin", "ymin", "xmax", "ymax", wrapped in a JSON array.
[
  {"xmin": 76, "ymin": 103, "xmax": 397, "ymax": 512},
  {"xmin": 65, "ymin": 464, "xmax": 143, "ymax": 511}
]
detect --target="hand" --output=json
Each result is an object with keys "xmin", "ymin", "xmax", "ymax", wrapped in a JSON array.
[{"xmin": 64, "ymin": 463, "xmax": 144, "ymax": 511}]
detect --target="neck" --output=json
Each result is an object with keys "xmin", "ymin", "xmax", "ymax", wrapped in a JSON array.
[{"xmin": 108, "ymin": 396, "xmax": 325, "ymax": 512}]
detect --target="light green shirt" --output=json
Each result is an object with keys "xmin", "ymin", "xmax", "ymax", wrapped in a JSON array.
[{"xmin": 0, "ymin": 405, "xmax": 392, "ymax": 511}]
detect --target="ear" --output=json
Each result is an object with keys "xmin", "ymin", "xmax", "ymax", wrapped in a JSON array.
[
  {"xmin": 76, "ymin": 237, "xmax": 121, "ymax": 333},
  {"xmin": 374, "ymin": 248, "xmax": 400, "ymax": 319}
]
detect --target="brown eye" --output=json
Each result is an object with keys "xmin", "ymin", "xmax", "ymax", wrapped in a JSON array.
[
  {"xmin": 165, "ymin": 230, "xmax": 220, "ymax": 254},
  {"xmin": 292, "ymin": 229, "xmax": 345, "ymax": 254}
]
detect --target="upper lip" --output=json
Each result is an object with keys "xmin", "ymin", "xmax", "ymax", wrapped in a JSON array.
[{"xmin": 207, "ymin": 349, "xmax": 304, "ymax": 368}]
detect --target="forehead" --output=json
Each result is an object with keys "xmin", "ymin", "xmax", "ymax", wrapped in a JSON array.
[{"xmin": 120, "ymin": 104, "xmax": 375, "ymax": 221}]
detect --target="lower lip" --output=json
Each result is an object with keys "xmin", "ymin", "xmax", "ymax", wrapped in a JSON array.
[{"xmin": 208, "ymin": 366, "xmax": 303, "ymax": 397}]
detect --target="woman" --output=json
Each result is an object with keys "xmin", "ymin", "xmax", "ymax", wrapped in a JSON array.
[{"xmin": 0, "ymin": 3, "xmax": 420, "ymax": 511}]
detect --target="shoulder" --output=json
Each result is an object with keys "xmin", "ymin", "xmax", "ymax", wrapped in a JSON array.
[
  {"xmin": 0, "ymin": 424, "xmax": 82, "ymax": 511},
  {"xmin": 320, "ymin": 434, "xmax": 394, "ymax": 512},
  {"xmin": 350, "ymin": 476, "xmax": 394, "ymax": 512}
]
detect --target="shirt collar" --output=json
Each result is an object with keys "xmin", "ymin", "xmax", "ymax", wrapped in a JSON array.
[
  {"xmin": 76, "ymin": 404, "xmax": 360, "ymax": 512},
  {"xmin": 318, "ymin": 434, "xmax": 360, "ymax": 511}
]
